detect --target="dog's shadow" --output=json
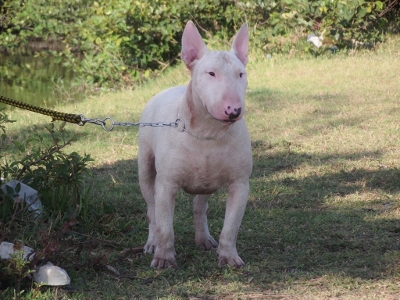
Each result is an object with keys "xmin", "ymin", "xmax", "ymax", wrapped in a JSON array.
[{"xmin": 89, "ymin": 142, "xmax": 400, "ymax": 290}]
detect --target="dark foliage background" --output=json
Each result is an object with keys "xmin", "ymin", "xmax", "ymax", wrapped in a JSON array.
[{"xmin": 0, "ymin": 0, "xmax": 399, "ymax": 87}]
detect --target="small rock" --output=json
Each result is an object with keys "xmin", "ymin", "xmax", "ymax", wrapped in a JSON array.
[
  {"xmin": 1, "ymin": 180, "xmax": 43, "ymax": 218},
  {"xmin": 307, "ymin": 33, "xmax": 322, "ymax": 48},
  {"xmin": 33, "ymin": 262, "xmax": 71, "ymax": 286},
  {"xmin": 0, "ymin": 241, "xmax": 35, "ymax": 261}
]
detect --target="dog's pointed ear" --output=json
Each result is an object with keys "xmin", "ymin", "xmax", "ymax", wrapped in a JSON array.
[
  {"xmin": 181, "ymin": 21, "xmax": 208, "ymax": 67},
  {"xmin": 231, "ymin": 23, "xmax": 249, "ymax": 66}
]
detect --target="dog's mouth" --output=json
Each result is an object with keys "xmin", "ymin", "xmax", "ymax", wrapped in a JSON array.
[
  {"xmin": 205, "ymin": 107, "xmax": 238, "ymax": 124},
  {"xmin": 212, "ymin": 114, "xmax": 237, "ymax": 124}
]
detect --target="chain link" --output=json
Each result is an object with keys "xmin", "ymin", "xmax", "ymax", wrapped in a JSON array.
[{"xmin": 79, "ymin": 115, "xmax": 184, "ymax": 132}]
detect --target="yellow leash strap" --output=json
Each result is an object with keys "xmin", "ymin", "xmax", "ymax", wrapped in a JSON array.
[{"xmin": 0, "ymin": 94, "xmax": 82, "ymax": 124}]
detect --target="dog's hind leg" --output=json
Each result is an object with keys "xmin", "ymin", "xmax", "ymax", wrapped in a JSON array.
[
  {"xmin": 194, "ymin": 194, "xmax": 218, "ymax": 250},
  {"xmin": 150, "ymin": 178, "xmax": 179, "ymax": 268},
  {"xmin": 138, "ymin": 145, "xmax": 157, "ymax": 254}
]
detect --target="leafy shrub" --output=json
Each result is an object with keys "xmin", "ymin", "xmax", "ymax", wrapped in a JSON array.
[
  {"xmin": 122, "ymin": 0, "xmax": 239, "ymax": 70},
  {"xmin": 0, "ymin": 0, "xmax": 399, "ymax": 88},
  {"xmin": 0, "ymin": 112, "xmax": 93, "ymax": 221}
]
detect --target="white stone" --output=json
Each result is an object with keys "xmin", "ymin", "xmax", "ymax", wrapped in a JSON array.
[
  {"xmin": 33, "ymin": 262, "xmax": 71, "ymax": 286},
  {"xmin": 307, "ymin": 33, "xmax": 323, "ymax": 48},
  {"xmin": 1, "ymin": 180, "xmax": 43, "ymax": 218},
  {"xmin": 0, "ymin": 241, "xmax": 35, "ymax": 261}
]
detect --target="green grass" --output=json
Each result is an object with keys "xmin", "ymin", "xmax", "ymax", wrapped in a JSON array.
[{"xmin": 2, "ymin": 36, "xmax": 400, "ymax": 299}]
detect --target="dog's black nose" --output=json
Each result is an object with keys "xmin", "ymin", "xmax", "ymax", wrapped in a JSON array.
[{"xmin": 225, "ymin": 107, "xmax": 242, "ymax": 120}]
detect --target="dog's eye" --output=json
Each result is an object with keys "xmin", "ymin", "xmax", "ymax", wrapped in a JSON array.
[
  {"xmin": 208, "ymin": 72, "xmax": 215, "ymax": 77},
  {"xmin": 239, "ymin": 72, "xmax": 244, "ymax": 78}
]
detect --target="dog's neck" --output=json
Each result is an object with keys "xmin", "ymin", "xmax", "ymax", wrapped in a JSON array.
[{"xmin": 178, "ymin": 81, "xmax": 232, "ymax": 140}]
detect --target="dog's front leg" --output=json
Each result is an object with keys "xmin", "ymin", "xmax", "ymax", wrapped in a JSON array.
[
  {"xmin": 194, "ymin": 194, "xmax": 218, "ymax": 250},
  {"xmin": 151, "ymin": 179, "xmax": 179, "ymax": 268},
  {"xmin": 217, "ymin": 180, "xmax": 250, "ymax": 267}
]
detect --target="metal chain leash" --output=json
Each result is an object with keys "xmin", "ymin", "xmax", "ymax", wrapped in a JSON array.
[
  {"xmin": 0, "ymin": 94, "xmax": 186, "ymax": 132},
  {"xmin": 78, "ymin": 115, "xmax": 183, "ymax": 131}
]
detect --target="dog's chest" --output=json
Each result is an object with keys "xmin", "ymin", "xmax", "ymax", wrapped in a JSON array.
[{"xmin": 177, "ymin": 143, "xmax": 242, "ymax": 194}]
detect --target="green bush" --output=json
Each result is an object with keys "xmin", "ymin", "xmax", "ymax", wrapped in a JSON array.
[
  {"xmin": 0, "ymin": 0, "xmax": 398, "ymax": 88},
  {"xmin": 122, "ymin": 0, "xmax": 239, "ymax": 70},
  {"xmin": 0, "ymin": 111, "xmax": 93, "ymax": 221}
]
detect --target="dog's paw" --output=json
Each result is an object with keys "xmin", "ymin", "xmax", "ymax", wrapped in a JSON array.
[
  {"xmin": 217, "ymin": 247, "xmax": 244, "ymax": 268},
  {"xmin": 218, "ymin": 255, "xmax": 245, "ymax": 268},
  {"xmin": 150, "ymin": 256, "xmax": 177, "ymax": 269},
  {"xmin": 195, "ymin": 235, "xmax": 218, "ymax": 250}
]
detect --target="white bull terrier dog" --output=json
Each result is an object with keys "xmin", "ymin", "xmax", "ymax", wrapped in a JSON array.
[{"xmin": 138, "ymin": 21, "xmax": 252, "ymax": 268}]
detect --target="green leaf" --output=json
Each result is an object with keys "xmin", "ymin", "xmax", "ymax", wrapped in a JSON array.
[
  {"xmin": 12, "ymin": 141, "xmax": 25, "ymax": 152},
  {"xmin": 358, "ymin": 8, "xmax": 367, "ymax": 19},
  {"xmin": 375, "ymin": 1, "xmax": 383, "ymax": 10},
  {"xmin": 15, "ymin": 182, "xmax": 21, "ymax": 193},
  {"xmin": 5, "ymin": 185, "xmax": 15, "ymax": 196}
]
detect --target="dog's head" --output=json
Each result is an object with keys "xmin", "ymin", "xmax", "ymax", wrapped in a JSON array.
[{"xmin": 181, "ymin": 21, "xmax": 249, "ymax": 123}]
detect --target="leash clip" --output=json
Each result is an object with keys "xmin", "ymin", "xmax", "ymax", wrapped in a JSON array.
[{"xmin": 79, "ymin": 115, "xmax": 116, "ymax": 131}]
